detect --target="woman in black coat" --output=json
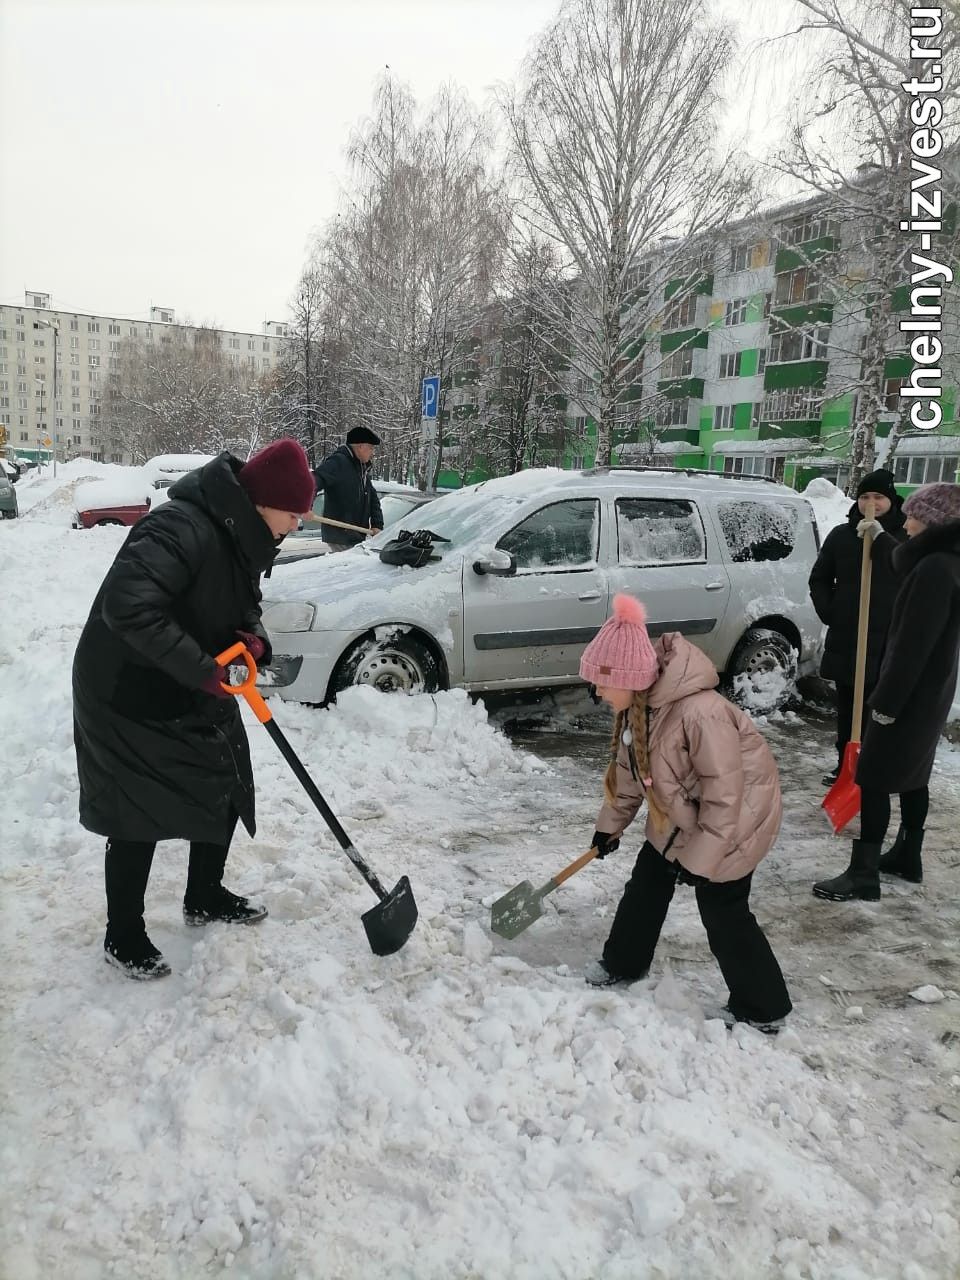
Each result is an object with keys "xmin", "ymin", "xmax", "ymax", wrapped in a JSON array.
[
  {"xmin": 813, "ymin": 482, "xmax": 960, "ymax": 902},
  {"xmin": 808, "ymin": 469, "xmax": 907, "ymax": 785},
  {"xmin": 73, "ymin": 440, "xmax": 316, "ymax": 978}
]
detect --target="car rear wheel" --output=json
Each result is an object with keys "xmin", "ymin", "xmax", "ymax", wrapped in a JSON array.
[
  {"xmin": 331, "ymin": 632, "xmax": 443, "ymax": 697},
  {"xmin": 727, "ymin": 628, "xmax": 798, "ymax": 713}
]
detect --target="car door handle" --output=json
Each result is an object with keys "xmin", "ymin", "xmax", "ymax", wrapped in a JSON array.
[
  {"xmin": 704, "ymin": 582, "xmax": 726, "ymax": 591},
  {"xmin": 578, "ymin": 590, "xmax": 602, "ymax": 601}
]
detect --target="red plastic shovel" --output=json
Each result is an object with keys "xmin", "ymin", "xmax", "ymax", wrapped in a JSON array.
[{"xmin": 822, "ymin": 501, "xmax": 875, "ymax": 834}]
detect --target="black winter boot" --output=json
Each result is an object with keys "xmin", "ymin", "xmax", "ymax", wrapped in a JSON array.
[
  {"xmin": 812, "ymin": 840, "xmax": 882, "ymax": 902},
  {"xmin": 104, "ymin": 839, "xmax": 169, "ymax": 978},
  {"xmin": 879, "ymin": 826, "xmax": 924, "ymax": 884},
  {"xmin": 183, "ymin": 840, "xmax": 268, "ymax": 926},
  {"xmin": 104, "ymin": 931, "xmax": 171, "ymax": 980}
]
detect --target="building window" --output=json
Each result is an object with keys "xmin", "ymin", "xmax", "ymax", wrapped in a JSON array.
[
  {"xmin": 777, "ymin": 212, "xmax": 839, "ymax": 246},
  {"xmin": 713, "ymin": 405, "xmax": 736, "ymax": 430},
  {"xmin": 775, "ymin": 268, "xmax": 819, "ymax": 307},
  {"xmin": 724, "ymin": 298, "xmax": 749, "ymax": 326},
  {"xmin": 88, "ymin": 355, "xmax": 100, "ymax": 367},
  {"xmin": 721, "ymin": 455, "xmax": 776, "ymax": 478},
  {"xmin": 660, "ymin": 347, "xmax": 693, "ymax": 379},
  {"xmin": 88, "ymin": 322, "xmax": 100, "ymax": 333},
  {"xmin": 229, "ymin": 338, "xmax": 240, "ymax": 349},
  {"xmin": 757, "ymin": 350, "xmax": 767, "ymax": 375},
  {"xmin": 892, "ymin": 454, "xmax": 960, "ymax": 485},
  {"xmin": 719, "ymin": 352, "xmax": 742, "ymax": 379},
  {"xmin": 108, "ymin": 323, "xmax": 121, "ymax": 336},
  {"xmin": 768, "ymin": 325, "xmax": 830, "ymax": 363},
  {"xmin": 729, "ymin": 245, "xmax": 752, "ymax": 273},
  {"xmin": 69, "ymin": 319, "xmax": 79, "ymax": 331},
  {"xmin": 248, "ymin": 340, "xmax": 255, "ymax": 350},
  {"xmin": 89, "ymin": 339, "xmax": 100, "ymax": 351},
  {"xmin": 655, "ymin": 398, "xmax": 689, "ymax": 427},
  {"xmin": 662, "ymin": 294, "xmax": 697, "ymax": 331},
  {"xmin": 761, "ymin": 388, "xmax": 821, "ymax": 421},
  {"xmin": 129, "ymin": 326, "xmax": 138, "ymax": 338}
]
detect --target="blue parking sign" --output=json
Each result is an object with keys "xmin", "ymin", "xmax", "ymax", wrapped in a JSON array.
[{"xmin": 421, "ymin": 376, "xmax": 440, "ymax": 420}]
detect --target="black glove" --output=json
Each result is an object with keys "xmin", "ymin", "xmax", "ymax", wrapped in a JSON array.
[
  {"xmin": 591, "ymin": 831, "xmax": 620, "ymax": 859},
  {"xmin": 675, "ymin": 862, "xmax": 709, "ymax": 887}
]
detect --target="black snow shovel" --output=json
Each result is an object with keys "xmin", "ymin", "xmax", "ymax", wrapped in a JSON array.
[
  {"xmin": 491, "ymin": 846, "xmax": 600, "ymax": 939},
  {"xmin": 216, "ymin": 642, "xmax": 418, "ymax": 956}
]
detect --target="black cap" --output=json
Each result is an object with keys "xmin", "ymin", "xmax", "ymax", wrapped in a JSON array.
[
  {"xmin": 856, "ymin": 468, "xmax": 898, "ymax": 502},
  {"xmin": 346, "ymin": 426, "xmax": 381, "ymax": 446}
]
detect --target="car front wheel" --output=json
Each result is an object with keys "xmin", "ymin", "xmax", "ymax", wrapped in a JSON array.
[
  {"xmin": 331, "ymin": 631, "xmax": 443, "ymax": 697},
  {"xmin": 727, "ymin": 627, "xmax": 798, "ymax": 713}
]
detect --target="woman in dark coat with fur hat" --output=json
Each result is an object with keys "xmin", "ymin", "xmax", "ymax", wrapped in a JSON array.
[
  {"xmin": 808, "ymin": 468, "xmax": 907, "ymax": 785},
  {"xmin": 813, "ymin": 481, "xmax": 960, "ymax": 902},
  {"xmin": 73, "ymin": 440, "xmax": 316, "ymax": 978}
]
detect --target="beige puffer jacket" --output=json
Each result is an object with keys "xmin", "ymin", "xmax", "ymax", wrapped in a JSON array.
[{"xmin": 595, "ymin": 632, "xmax": 782, "ymax": 883}]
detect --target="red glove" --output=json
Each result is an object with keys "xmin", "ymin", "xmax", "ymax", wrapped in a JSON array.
[
  {"xmin": 237, "ymin": 629, "xmax": 266, "ymax": 664},
  {"xmin": 200, "ymin": 664, "xmax": 231, "ymax": 698}
]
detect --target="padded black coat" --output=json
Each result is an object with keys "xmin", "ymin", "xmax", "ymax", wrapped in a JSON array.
[
  {"xmin": 72, "ymin": 454, "xmax": 276, "ymax": 843},
  {"xmin": 808, "ymin": 502, "xmax": 907, "ymax": 685},
  {"xmin": 857, "ymin": 521, "xmax": 960, "ymax": 794},
  {"xmin": 313, "ymin": 445, "xmax": 384, "ymax": 546}
]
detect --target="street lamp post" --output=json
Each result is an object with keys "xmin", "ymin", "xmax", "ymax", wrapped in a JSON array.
[{"xmin": 32, "ymin": 318, "xmax": 60, "ymax": 476}]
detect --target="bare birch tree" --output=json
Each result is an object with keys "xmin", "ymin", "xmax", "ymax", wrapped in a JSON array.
[
  {"xmin": 776, "ymin": 0, "xmax": 959, "ymax": 492},
  {"xmin": 502, "ymin": 0, "xmax": 752, "ymax": 466}
]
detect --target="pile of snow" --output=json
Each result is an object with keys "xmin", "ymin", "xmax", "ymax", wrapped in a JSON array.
[
  {"xmin": 1, "ymin": 468, "xmax": 958, "ymax": 1279},
  {"xmin": 802, "ymin": 477, "xmax": 852, "ymax": 542},
  {"xmin": 142, "ymin": 453, "xmax": 215, "ymax": 488}
]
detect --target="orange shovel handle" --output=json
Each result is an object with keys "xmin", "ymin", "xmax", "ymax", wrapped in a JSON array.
[{"xmin": 215, "ymin": 642, "xmax": 273, "ymax": 724}]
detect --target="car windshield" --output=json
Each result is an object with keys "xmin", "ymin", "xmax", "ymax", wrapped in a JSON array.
[{"xmin": 366, "ymin": 487, "xmax": 515, "ymax": 554}]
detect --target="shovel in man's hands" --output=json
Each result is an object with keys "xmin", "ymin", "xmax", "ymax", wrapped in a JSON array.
[
  {"xmin": 822, "ymin": 499, "xmax": 876, "ymax": 834},
  {"xmin": 491, "ymin": 846, "xmax": 600, "ymax": 939},
  {"xmin": 216, "ymin": 643, "xmax": 418, "ymax": 956}
]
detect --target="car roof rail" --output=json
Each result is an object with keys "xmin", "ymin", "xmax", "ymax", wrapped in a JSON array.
[{"xmin": 581, "ymin": 465, "xmax": 781, "ymax": 485}]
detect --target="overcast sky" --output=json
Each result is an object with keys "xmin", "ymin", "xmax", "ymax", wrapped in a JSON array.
[{"xmin": 0, "ymin": 0, "xmax": 801, "ymax": 335}]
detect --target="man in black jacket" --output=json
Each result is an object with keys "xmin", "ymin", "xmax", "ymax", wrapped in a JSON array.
[
  {"xmin": 73, "ymin": 439, "xmax": 316, "ymax": 979},
  {"xmin": 313, "ymin": 426, "xmax": 384, "ymax": 550}
]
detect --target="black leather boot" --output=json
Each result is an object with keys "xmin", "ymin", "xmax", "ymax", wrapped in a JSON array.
[
  {"xmin": 878, "ymin": 826, "xmax": 924, "ymax": 884},
  {"xmin": 183, "ymin": 841, "xmax": 267, "ymax": 926},
  {"xmin": 104, "ymin": 839, "xmax": 170, "ymax": 979},
  {"xmin": 812, "ymin": 840, "xmax": 881, "ymax": 902}
]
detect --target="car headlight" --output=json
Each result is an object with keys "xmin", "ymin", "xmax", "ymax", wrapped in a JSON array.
[{"xmin": 261, "ymin": 601, "xmax": 317, "ymax": 633}]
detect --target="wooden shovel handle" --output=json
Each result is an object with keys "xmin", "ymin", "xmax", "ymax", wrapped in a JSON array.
[
  {"xmin": 850, "ymin": 498, "xmax": 875, "ymax": 746},
  {"xmin": 553, "ymin": 846, "xmax": 600, "ymax": 887},
  {"xmin": 305, "ymin": 513, "xmax": 375, "ymax": 536}
]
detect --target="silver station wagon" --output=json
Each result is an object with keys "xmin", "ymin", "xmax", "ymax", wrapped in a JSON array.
[{"xmin": 259, "ymin": 467, "xmax": 823, "ymax": 707}]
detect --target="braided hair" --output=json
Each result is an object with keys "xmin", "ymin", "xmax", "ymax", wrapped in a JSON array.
[{"xmin": 602, "ymin": 691, "xmax": 669, "ymax": 831}]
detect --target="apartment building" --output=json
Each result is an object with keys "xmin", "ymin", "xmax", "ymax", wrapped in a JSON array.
[
  {"xmin": 0, "ymin": 291, "xmax": 291, "ymax": 463},
  {"xmin": 436, "ymin": 190, "xmax": 958, "ymax": 493}
]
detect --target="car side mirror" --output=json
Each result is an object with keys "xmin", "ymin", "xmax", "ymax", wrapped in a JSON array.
[{"xmin": 473, "ymin": 548, "xmax": 516, "ymax": 577}]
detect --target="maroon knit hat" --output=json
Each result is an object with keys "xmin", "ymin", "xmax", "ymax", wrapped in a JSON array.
[
  {"xmin": 237, "ymin": 439, "xmax": 315, "ymax": 514},
  {"xmin": 902, "ymin": 482, "xmax": 960, "ymax": 528}
]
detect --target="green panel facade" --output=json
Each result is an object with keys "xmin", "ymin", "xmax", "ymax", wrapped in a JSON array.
[
  {"xmin": 763, "ymin": 359, "xmax": 828, "ymax": 391},
  {"xmin": 660, "ymin": 328, "xmax": 709, "ymax": 354}
]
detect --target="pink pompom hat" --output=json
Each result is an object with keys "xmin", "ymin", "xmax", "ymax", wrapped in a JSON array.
[{"xmin": 579, "ymin": 594, "xmax": 660, "ymax": 692}]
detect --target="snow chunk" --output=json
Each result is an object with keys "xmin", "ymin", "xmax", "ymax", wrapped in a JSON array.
[
  {"xmin": 909, "ymin": 985, "xmax": 945, "ymax": 1004},
  {"xmin": 629, "ymin": 1180, "xmax": 685, "ymax": 1236}
]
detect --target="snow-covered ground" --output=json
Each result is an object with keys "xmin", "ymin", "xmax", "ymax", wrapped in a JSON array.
[{"xmin": 2, "ymin": 470, "xmax": 959, "ymax": 1279}]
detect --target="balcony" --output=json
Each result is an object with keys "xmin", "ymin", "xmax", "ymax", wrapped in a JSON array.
[
  {"xmin": 657, "ymin": 377, "xmax": 705, "ymax": 400},
  {"xmin": 763, "ymin": 360, "xmax": 829, "ymax": 392},
  {"xmin": 774, "ymin": 237, "xmax": 839, "ymax": 274},
  {"xmin": 664, "ymin": 273, "xmax": 714, "ymax": 300},
  {"xmin": 660, "ymin": 327, "xmax": 709, "ymax": 354},
  {"xmin": 770, "ymin": 300, "xmax": 834, "ymax": 328}
]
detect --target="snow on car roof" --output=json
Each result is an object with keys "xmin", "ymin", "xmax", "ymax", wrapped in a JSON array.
[
  {"xmin": 143, "ymin": 453, "xmax": 215, "ymax": 475},
  {"xmin": 74, "ymin": 475, "xmax": 151, "ymax": 510},
  {"xmin": 461, "ymin": 466, "xmax": 805, "ymax": 501}
]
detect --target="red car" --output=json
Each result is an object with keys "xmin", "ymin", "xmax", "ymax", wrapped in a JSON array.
[{"xmin": 72, "ymin": 477, "xmax": 151, "ymax": 529}]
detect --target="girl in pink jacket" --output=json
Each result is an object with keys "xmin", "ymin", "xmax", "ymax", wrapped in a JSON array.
[{"xmin": 580, "ymin": 593, "xmax": 792, "ymax": 1033}]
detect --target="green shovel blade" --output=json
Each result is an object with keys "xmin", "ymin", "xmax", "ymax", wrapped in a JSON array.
[{"xmin": 490, "ymin": 879, "xmax": 546, "ymax": 939}]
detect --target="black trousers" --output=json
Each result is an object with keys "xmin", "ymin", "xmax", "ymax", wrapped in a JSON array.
[
  {"xmin": 602, "ymin": 842, "xmax": 792, "ymax": 1023},
  {"xmin": 104, "ymin": 821, "xmax": 237, "ymax": 941},
  {"xmin": 859, "ymin": 786, "xmax": 929, "ymax": 844}
]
